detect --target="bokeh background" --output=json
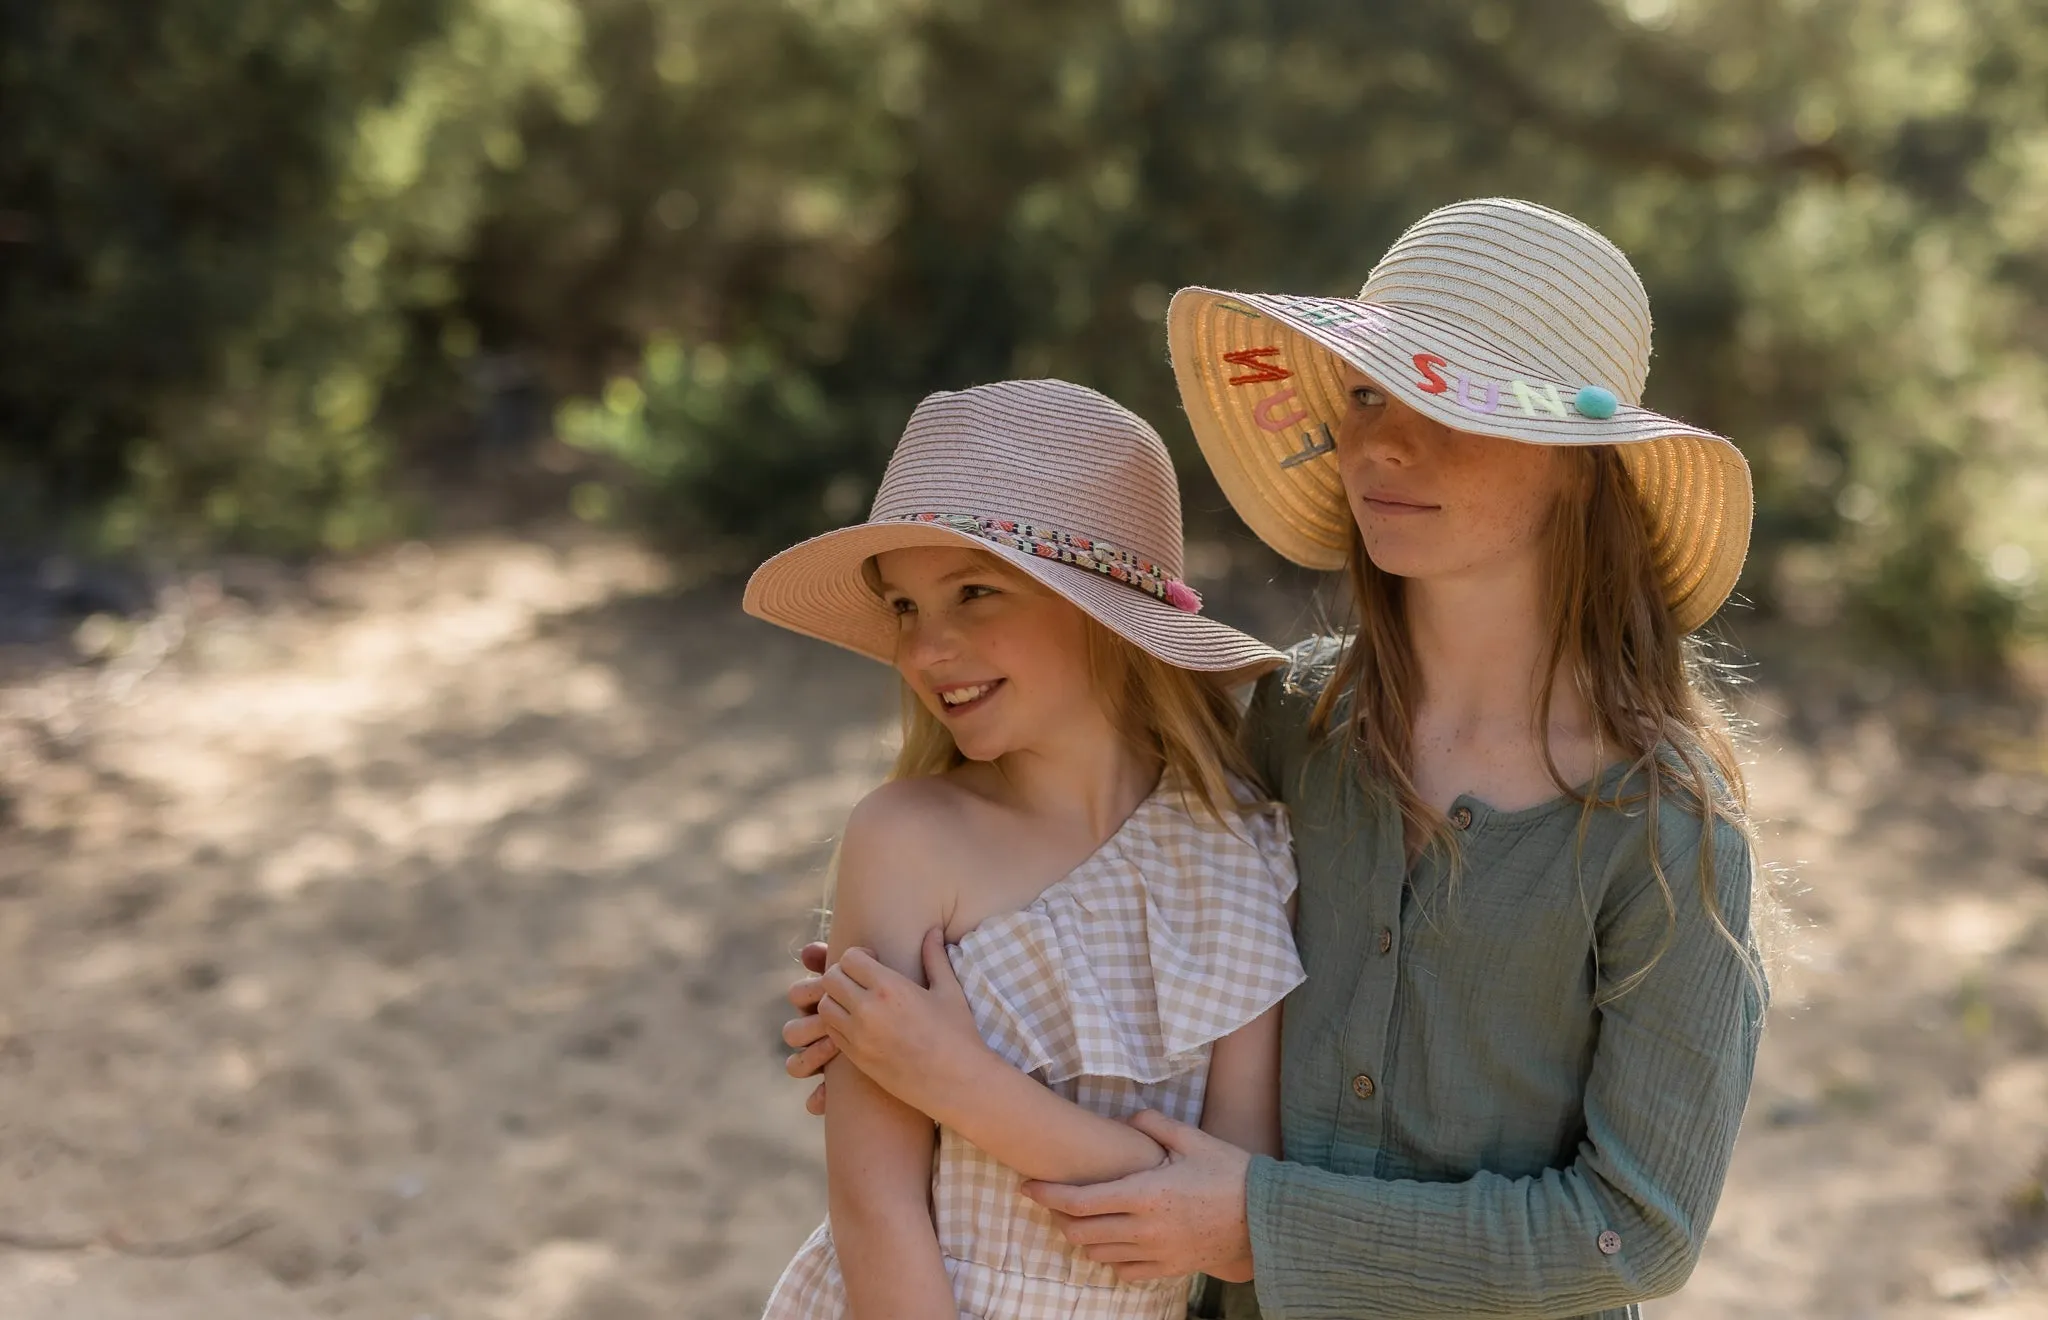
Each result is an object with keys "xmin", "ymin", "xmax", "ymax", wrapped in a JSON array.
[{"xmin": 1, "ymin": 1, "xmax": 2045, "ymax": 1317}]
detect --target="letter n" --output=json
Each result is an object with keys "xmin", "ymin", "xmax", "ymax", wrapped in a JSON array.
[{"xmin": 1511, "ymin": 380, "xmax": 1568, "ymax": 419}]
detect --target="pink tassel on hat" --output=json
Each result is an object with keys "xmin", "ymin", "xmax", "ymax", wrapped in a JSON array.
[{"xmin": 1163, "ymin": 580, "xmax": 1203, "ymax": 613}]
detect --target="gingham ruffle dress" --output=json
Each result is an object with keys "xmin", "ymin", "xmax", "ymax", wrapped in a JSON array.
[{"xmin": 762, "ymin": 785, "xmax": 1305, "ymax": 1320}]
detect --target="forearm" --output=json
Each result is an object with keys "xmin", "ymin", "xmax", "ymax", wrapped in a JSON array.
[
  {"xmin": 829, "ymin": 1194, "xmax": 958, "ymax": 1320},
  {"xmin": 925, "ymin": 1047, "xmax": 1165, "ymax": 1185},
  {"xmin": 825, "ymin": 1056, "xmax": 956, "ymax": 1320},
  {"xmin": 1201, "ymin": 1006, "xmax": 1283, "ymax": 1157}
]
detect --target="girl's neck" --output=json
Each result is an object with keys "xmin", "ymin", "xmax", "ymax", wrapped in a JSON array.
[
  {"xmin": 1402, "ymin": 553, "xmax": 1594, "ymax": 757},
  {"xmin": 980, "ymin": 712, "xmax": 1159, "ymax": 845}
]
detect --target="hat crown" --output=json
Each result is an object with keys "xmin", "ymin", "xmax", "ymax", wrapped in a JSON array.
[
  {"xmin": 1359, "ymin": 198, "xmax": 1653, "ymax": 405},
  {"xmin": 869, "ymin": 379, "xmax": 1185, "ymax": 576}
]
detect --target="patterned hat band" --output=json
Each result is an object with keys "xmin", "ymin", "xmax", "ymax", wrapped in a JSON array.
[{"xmin": 899, "ymin": 512, "xmax": 1204, "ymax": 613}]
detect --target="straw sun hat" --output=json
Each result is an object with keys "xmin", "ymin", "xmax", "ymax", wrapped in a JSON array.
[
  {"xmin": 743, "ymin": 379, "xmax": 1285, "ymax": 686},
  {"xmin": 1169, "ymin": 197, "xmax": 1752, "ymax": 633}
]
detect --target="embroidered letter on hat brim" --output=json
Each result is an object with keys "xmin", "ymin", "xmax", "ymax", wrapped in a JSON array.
[{"xmin": 1164, "ymin": 197, "xmax": 1754, "ymax": 634}]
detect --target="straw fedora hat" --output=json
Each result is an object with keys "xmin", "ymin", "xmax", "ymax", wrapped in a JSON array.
[
  {"xmin": 743, "ymin": 379, "xmax": 1285, "ymax": 686},
  {"xmin": 1168, "ymin": 197, "xmax": 1751, "ymax": 633}
]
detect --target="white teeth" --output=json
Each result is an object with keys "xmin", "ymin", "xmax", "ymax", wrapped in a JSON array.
[{"xmin": 941, "ymin": 683, "xmax": 993, "ymax": 706}]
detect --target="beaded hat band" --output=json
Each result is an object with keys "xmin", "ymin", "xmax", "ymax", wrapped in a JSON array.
[
  {"xmin": 743, "ymin": 380, "xmax": 1284, "ymax": 685},
  {"xmin": 899, "ymin": 513, "xmax": 1203, "ymax": 613}
]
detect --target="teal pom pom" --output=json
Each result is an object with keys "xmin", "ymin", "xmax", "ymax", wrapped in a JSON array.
[{"xmin": 1573, "ymin": 385, "xmax": 1617, "ymax": 420}]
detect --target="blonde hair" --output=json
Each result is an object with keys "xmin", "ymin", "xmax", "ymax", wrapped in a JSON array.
[
  {"xmin": 1309, "ymin": 445, "xmax": 1775, "ymax": 1003},
  {"xmin": 816, "ymin": 553, "xmax": 1262, "ymax": 940}
]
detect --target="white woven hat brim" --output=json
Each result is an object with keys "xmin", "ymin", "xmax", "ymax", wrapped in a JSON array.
[
  {"xmin": 743, "ymin": 521, "xmax": 1286, "ymax": 688},
  {"xmin": 1168, "ymin": 287, "xmax": 1753, "ymax": 634}
]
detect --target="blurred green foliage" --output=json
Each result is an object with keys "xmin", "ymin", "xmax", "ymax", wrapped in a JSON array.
[
  {"xmin": 1, "ymin": 0, "xmax": 592, "ymax": 551},
  {"xmin": 4, "ymin": 0, "xmax": 2045, "ymax": 672}
]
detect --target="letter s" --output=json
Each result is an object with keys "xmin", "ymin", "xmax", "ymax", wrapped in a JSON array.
[{"xmin": 1412, "ymin": 353, "xmax": 1450, "ymax": 394}]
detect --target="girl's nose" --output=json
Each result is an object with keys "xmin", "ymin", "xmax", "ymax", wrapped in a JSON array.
[
  {"xmin": 1341, "ymin": 403, "xmax": 1421, "ymax": 469},
  {"xmin": 896, "ymin": 614, "xmax": 961, "ymax": 671},
  {"xmin": 1361, "ymin": 407, "xmax": 1424, "ymax": 466}
]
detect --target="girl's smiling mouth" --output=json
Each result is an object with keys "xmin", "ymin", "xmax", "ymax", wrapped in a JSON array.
[{"xmin": 934, "ymin": 679, "xmax": 1005, "ymax": 716}]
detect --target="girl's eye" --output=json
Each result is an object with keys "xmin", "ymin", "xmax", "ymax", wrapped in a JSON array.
[
  {"xmin": 887, "ymin": 597, "xmax": 915, "ymax": 617},
  {"xmin": 959, "ymin": 583, "xmax": 998, "ymax": 603},
  {"xmin": 1351, "ymin": 386, "xmax": 1386, "ymax": 408}
]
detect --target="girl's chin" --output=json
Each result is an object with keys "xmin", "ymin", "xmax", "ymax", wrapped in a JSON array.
[
  {"xmin": 949, "ymin": 733, "xmax": 1016, "ymax": 763},
  {"xmin": 1356, "ymin": 543, "xmax": 1433, "ymax": 578},
  {"xmin": 1357, "ymin": 532, "xmax": 1480, "ymax": 581}
]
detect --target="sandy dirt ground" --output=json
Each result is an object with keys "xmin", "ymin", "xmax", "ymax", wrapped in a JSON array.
[{"xmin": 0, "ymin": 526, "xmax": 2043, "ymax": 1319}]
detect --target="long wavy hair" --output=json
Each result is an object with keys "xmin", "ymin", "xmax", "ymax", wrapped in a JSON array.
[
  {"xmin": 816, "ymin": 554, "xmax": 1263, "ymax": 940},
  {"xmin": 1308, "ymin": 444, "xmax": 1770, "ymax": 1002}
]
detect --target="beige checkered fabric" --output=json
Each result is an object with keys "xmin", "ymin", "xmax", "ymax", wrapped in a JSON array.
[{"xmin": 762, "ymin": 783, "xmax": 1304, "ymax": 1320}]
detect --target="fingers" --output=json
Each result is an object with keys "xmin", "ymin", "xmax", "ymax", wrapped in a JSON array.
[
  {"xmin": 818, "ymin": 992, "xmax": 851, "ymax": 1024},
  {"xmin": 787, "ymin": 975, "xmax": 827, "ymax": 1012},
  {"xmin": 1021, "ymin": 1179, "xmax": 1127, "ymax": 1217},
  {"xmin": 835, "ymin": 947, "xmax": 883, "ymax": 989},
  {"xmin": 1102, "ymin": 1259, "xmax": 1178, "ymax": 1283},
  {"xmin": 820, "ymin": 965, "xmax": 866, "ymax": 1009},
  {"xmin": 783, "ymin": 994, "xmax": 829, "ymax": 1043},
  {"xmin": 782, "ymin": 1012, "xmax": 830, "ymax": 1049},
  {"xmin": 1126, "ymin": 1107, "xmax": 1199, "ymax": 1152},
  {"xmin": 799, "ymin": 941, "xmax": 828, "ymax": 974},
  {"xmin": 784, "ymin": 1036, "xmax": 837, "ymax": 1079},
  {"xmin": 921, "ymin": 927, "xmax": 963, "ymax": 995},
  {"xmin": 805, "ymin": 1080, "xmax": 827, "ymax": 1117},
  {"xmin": 1048, "ymin": 1211, "xmax": 1144, "ymax": 1246}
]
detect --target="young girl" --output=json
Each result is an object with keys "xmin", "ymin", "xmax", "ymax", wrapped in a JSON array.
[
  {"xmin": 784, "ymin": 199, "xmax": 1770, "ymax": 1319},
  {"xmin": 745, "ymin": 378, "xmax": 1305, "ymax": 1320}
]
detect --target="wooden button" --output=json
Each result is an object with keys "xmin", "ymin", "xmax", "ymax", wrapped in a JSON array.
[
  {"xmin": 1597, "ymin": 1230, "xmax": 1621, "ymax": 1255},
  {"xmin": 1378, "ymin": 927, "xmax": 1394, "ymax": 955},
  {"xmin": 1351, "ymin": 1073, "xmax": 1376, "ymax": 1099},
  {"xmin": 1450, "ymin": 805, "xmax": 1474, "ymax": 829}
]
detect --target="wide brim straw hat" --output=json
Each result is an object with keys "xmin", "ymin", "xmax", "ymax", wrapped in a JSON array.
[
  {"xmin": 1169, "ymin": 197, "xmax": 1752, "ymax": 634},
  {"xmin": 743, "ymin": 379, "xmax": 1285, "ymax": 687}
]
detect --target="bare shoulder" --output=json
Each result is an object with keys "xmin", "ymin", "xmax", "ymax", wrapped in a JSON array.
[
  {"xmin": 831, "ymin": 776, "xmax": 982, "ymax": 959},
  {"xmin": 839, "ymin": 775, "xmax": 980, "ymax": 871}
]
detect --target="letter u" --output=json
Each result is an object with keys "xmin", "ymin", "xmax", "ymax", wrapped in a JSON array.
[{"xmin": 1456, "ymin": 376, "xmax": 1501, "ymax": 414}]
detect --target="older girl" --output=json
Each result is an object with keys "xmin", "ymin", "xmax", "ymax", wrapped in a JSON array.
[{"xmin": 785, "ymin": 199, "xmax": 1769, "ymax": 1319}]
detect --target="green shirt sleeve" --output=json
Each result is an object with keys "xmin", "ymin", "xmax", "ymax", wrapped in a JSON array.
[
  {"xmin": 1241, "ymin": 665, "xmax": 1292, "ymax": 799},
  {"xmin": 1241, "ymin": 637, "xmax": 1334, "ymax": 803},
  {"xmin": 1245, "ymin": 804, "xmax": 1765, "ymax": 1319}
]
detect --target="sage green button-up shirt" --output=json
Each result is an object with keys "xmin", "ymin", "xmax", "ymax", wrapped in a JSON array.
[{"xmin": 1217, "ymin": 644, "xmax": 1765, "ymax": 1320}]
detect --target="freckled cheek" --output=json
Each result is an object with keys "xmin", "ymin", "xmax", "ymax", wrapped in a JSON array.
[
  {"xmin": 1334, "ymin": 446, "xmax": 1377, "ymax": 506},
  {"xmin": 1466, "ymin": 480, "xmax": 1555, "ymax": 547}
]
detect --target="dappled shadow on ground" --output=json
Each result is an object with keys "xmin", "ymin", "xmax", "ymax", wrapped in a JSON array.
[{"xmin": 0, "ymin": 527, "xmax": 2041, "ymax": 1318}]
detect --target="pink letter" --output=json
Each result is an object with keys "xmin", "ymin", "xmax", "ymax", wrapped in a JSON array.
[{"xmin": 1252, "ymin": 387, "xmax": 1310, "ymax": 432}]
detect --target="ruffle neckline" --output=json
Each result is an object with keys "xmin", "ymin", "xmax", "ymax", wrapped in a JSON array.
[{"xmin": 946, "ymin": 784, "xmax": 1303, "ymax": 1086}]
